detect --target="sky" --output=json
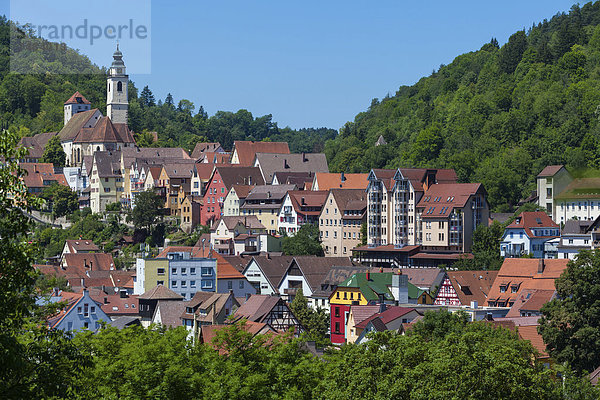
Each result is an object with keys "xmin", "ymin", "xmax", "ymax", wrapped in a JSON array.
[{"xmin": 1, "ymin": 0, "xmax": 578, "ymax": 130}]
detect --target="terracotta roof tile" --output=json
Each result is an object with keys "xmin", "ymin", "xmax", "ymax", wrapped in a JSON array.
[
  {"xmin": 314, "ymin": 173, "xmax": 369, "ymax": 190},
  {"xmin": 537, "ymin": 165, "xmax": 566, "ymax": 177},
  {"xmin": 254, "ymin": 153, "xmax": 328, "ymax": 184},
  {"xmin": 64, "ymin": 91, "xmax": 91, "ymax": 105},
  {"xmin": 417, "ymin": 183, "xmax": 485, "ymax": 218},
  {"xmin": 232, "ymin": 141, "xmax": 290, "ymax": 166},
  {"xmin": 191, "ymin": 142, "xmax": 223, "ymax": 159}
]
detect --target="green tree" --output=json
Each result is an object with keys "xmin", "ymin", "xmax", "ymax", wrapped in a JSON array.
[
  {"xmin": 41, "ymin": 183, "xmax": 78, "ymax": 218},
  {"xmin": 281, "ymin": 223, "xmax": 324, "ymax": 256},
  {"xmin": 289, "ymin": 288, "xmax": 329, "ymax": 346},
  {"xmin": 130, "ymin": 190, "xmax": 163, "ymax": 232},
  {"xmin": 39, "ymin": 135, "xmax": 65, "ymax": 168},
  {"xmin": 539, "ymin": 250, "xmax": 600, "ymax": 374},
  {"xmin": 0, "ymin": 129, "xmax": 87, "ymax": 398}
]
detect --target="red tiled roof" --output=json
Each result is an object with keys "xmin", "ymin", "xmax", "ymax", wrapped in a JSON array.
[
  {"xmin": 232, "ymin": 141, "xmax": 290, "ymax": 166},
  {"xmin": 20, "ymin": 163, "xmax": 68, "ymax": 188},
  {"xmin": 65, "ymin": 239, "xmax": 99, "ymax": 253},
  {"xmin": 91, "ymin": 293, "xmax": 139, "ymax": 315},
  {"xmin": 191, "ymin": 142, "xmax": 223, "ymax": 159},
  {"xmin": 314, "ymin": 173, "xmax": 368, "ymax": 190},
  {"xmin": 487, "ymin": 259, "xmax": 568, "ymax": 306},
  {"xmin": 287, "ymin": 190, "xmax": 328, "ymax": 214},
  {"xmin": 417, "ymin": 183, "xmax": 485, "ymax": 218},
  {"xmin": 505, "ymin": 212, "xmax": 558, "ymax": 238},
  {"xmin": 355, "ymin": 306, "xmax": 416, "ymax": 329},
  {"xmin": 445, "ymin": 270, "xmax": 498, "ymax": 306},
  {"xmin": 64, "ymin": 91, "xmax": 91, "ymax": 105},
  {"xmin": 63, "ymin": 253, "xmax": 115, "ymax": 273}
]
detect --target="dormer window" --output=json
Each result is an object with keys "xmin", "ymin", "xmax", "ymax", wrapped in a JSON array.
[{"xmin": 500, "ymin": 285, "xmax": 507, "ymax": 293}]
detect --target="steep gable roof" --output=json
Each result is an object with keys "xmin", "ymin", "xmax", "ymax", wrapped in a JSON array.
[
  {"xmin": 232, "ymin": 294, "xmax": 282, "ymax": 322},
  {"xmin": 399, "ymin": 268, "xmax": 445, "ymax": 291},
  {"xmin": 229, "ymin": 184, "xmax": 255, "ymax": 199},
  {"xmin": 64, "ymin": 91, "xmax": 91, "ymax": 105},
  {"xmin": 254, "ymin": 152, "xmax": 329, "ymax": 184},
  {"xmin": 446, "ymin": 270, "xmax": 498, "ymax": 306},
  {"xmin": 20, "ymin": 163, "xmax": 68, "ymax": 188},
  {"xmin": 213, "ymin": 215, "xmax": 266, "ymax": 231},
  {"xmin": 245, "ymin": 255, "xmax": 295, "ymax": 291},
  {"xmin": 93, "ymin": 151, "xmax": 122, "ymax": 178},
  {"xmin": 154, "ymin": 300, "xmax": 186, "ymax": 327},
  {"xmin": 63, "ymin": 253, "xmax": 115, "ymax": 272},
  {"xmin": 162, "ymin": 162, "xmax": 196, "ymax": 179},
  {"xmin": 232, "ymin": 141, "xmax": 290, "ymax": 166},
  {"xmin": 336, "ymin": 272, "xmax": 395, "ymax": 302},
  {"xmin": 245, "ymin": 184, "xmax": 296, "ymax": 201},
  {"xmin": 287, "ymin": 190, "xmax": 328, "ymax": 214},
  {"xmin": 191, "ymin": 142, "xmax": 223, "ymax": 159},
  {"xmin": 290, "ymin": 256, "xmax": 354, "ymax": 292},
  {"xmin": 355, "ymin": 306, "xmax": 416, "ymax": 329},
  {"xmin": 213, "ymin": 166, "xmax": 265, "ymax": 189},
  {"xmin": 505, "ymin": 212, "xmax": 559, "ymax": 238},
  {"xmin": 58, "ymin": 109, "xmax": 100, "ymax": 141},
  {"xmin": 74, "ymin": 116, "xmax": 119, "ymax": 143},
  {"xmin": 312, "ymin": 265, "xmax": 369, "ymax": 299},
  {"xmin": 329, "ymin": 189, "xmax": 367, "ymax": 212}
]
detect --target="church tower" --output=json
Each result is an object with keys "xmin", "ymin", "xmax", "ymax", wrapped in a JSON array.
[{"xmin": 106, "ymin": 44, "xmax": 129, "ymax": 124}]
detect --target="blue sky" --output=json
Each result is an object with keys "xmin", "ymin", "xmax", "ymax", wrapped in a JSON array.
[{"xmin": 1, "ymin": 0, "xmax": 577, "ymax": 130}]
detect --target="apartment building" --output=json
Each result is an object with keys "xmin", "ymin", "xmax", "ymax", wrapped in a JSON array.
[
  {"xmin": 222, "ymin": 185, "xmax": 254, "ymax": 216},
  {"xmin": 416, "ymin": 183, "xmax": 489, "ymax": 253},
  {"xmin": 89, "ymin": 151, "xmax": 124, "ymax": 213},
  {"xmin": 500, "ymin": 212, "xmax": 560, "ymax": 259},
  {"xmin": 366, "ymin": 168, "xmax": 457, "ymax": 248},
  {"xmin": 278, "ymin": 190, "xmax": 328, "ymax": 235},
  {"xmin": 319, "ymin": 189, "xmax": 366, "ymax": 257},
  {"xmin": 241, "ymin": 184, "xmax": 296, "ymax": 235}
]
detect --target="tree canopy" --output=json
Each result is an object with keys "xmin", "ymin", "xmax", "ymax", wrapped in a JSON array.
[
  {"xmin": 539, "ymin": 249, "xmax": 600, "ymax": 374},
  {"xmin": 282, "ymin": 223, "xmax": 324, "ymax": 256},
  {"xmin": 39, "ymin": 135, "xmax": 65, "ymax": 168}
]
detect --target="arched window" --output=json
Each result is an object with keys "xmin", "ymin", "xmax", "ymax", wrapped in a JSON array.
[
  {"xmin": 96, "ymin": 146, "xmax": 100, "ymax": 152},
  {"xmin": 117, "ymin": 81, "xmax": 123, "ymax": 92},
  {"xmin": 76, "ymin": 148, "xmax": 81, "ymax": 163}
]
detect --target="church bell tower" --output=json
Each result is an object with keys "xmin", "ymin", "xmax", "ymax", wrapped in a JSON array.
[{"xmin": 107, "ymin": 44, "xmax": 129, "ymax": 124}]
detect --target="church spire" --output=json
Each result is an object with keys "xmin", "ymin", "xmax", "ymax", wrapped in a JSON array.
[{"xmin": 107, "ymin": 45, "xmax": 129, "ymax": 124}]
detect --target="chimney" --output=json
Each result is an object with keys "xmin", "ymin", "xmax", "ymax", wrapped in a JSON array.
[
  {"xmin": 392, "ymin": 273, "xmax": 408, "ymax": 304},
  {"xmin": 83, "ymin": 258, "xmax": 87, "ymax": 268},
  {"xmin": 104, "ymin": 297, "xmax": 108, "ymax": 304},
  {"xmin": 341, "ymin": 172, "xmax": 346, "ymax": 182},
  {"xmin": 267, "ymin": 253, "xmax": 271, "ymax": 259},
  {"xmin": 284, "ymin": 159, "xmax": 290, "ymax": 169},
  {"xmin": 245, "ymin": 292, "xmax": 251, "ymax": 301},
  {"xmin": 538, "ymin": 259, "xmax": 545, "ymax": 274},
  {"xmin": 53, "ymin": 287, "xmax": 60, "ymax": 297},
  {"xmin": 366, "ymin": 270, "xmax": 370, "ymax": 281},
  {"xmin": 379, "ymin": 302, "xmax": 386, "ymax": 313},
  {"xmin": 302, "ymin": 153, "xmax": 307, "ymax": 162},
  {"xmin": 301, "ymin": 197, "xmax": 306, "ymax": 205},
  {"xmin": 248, "ymin": 176, "xmax": 252, "ymax": 185},
  {"xmin": 267, "ymin": 191, "xmax": 271, "ymax": 199}
]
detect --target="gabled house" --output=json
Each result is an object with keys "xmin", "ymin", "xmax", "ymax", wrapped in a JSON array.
[
  {"xmin": 310, "ymin": 265, "xmax": 369, "ymax": 310},
  {"xmin": 18, "ymin": 132, "xmax": 58, "ymax": 163},
  {"xmin": 181, "ymin": 291, "xmax": 239, "ymax": 338},
  {"xmin": 46, "ymin": 289, "xmax": 110, "ymax": 332},
  {"xmin": 487, "ymin": 258, "xmax": 568, "ymax": 308},
  {"xmin": 223, "ymin": 184, "xmax": 254, "ymax": 216},
  {"xmin": 344, "ymin": 305, "xmax": 381, "ymax": 344},
  {"xmin": 278, "ymin": 190, "xmax": 328, "ymax": 235},
  {"xmin": 20, "ymin": 163, "xmax": 68, "ymax": 194},
  {"xmin": 138, "ymin": 284, "xmax": 184, "ymax": 327},
  {"xmin": 329, "ymin": 272, "xmax": 409, "ymax": 344},
  {"xmin": 158, "ymin": 162, "xmax": 196, "ymax": 216},
  {"xmin": 434, "ymin": 270, "xmax": 498, "ymax": 307},
  {"xmin": 253, "ymin": 152, "xmax": 329, "ymax": 184},
  {"xmin": 242, "ymin": 255, "xmax": 295, "ymax": 295},
  {"xmin": 319, "ymin": 189, "xmax": 366, "ymax": 257},
  {"xmin": 399, "ymin": 268, "xmax": 446, "ymax": 294},
  {"xmin": 277, "ymin": 256, "xmax": 354, "ymax": 308},
  {"xmin": 201, "ymin": 166, "xmax": 265, "ymax": 225},
  {"xmin": 190, "ymin": 163, "xmax": 217, "ymax": 196},
  {"xmin": 230, "ymin": 141, "xmax": 290, "ymax": 166},
  {"xmin": 89, "ymin": 150, "xmax": 123, "ymax": 213},
  {"xmin": 536, "ymin": 165, "xmax": 573, "ymax": 221},
  {"xmin": 210, "ymin": 216, "xmax": 268, "ymax": 255},
  {"xmin": 500, "ymin": 212, "xmax": 560, "ymax": 258},
  {"xmin": 191, "ymin": 142, "xmax": 225, "ymax": 160},
  {"xmin": 241, "ymin": 184, "xmax": 296, "ymax": 234},
  {"xmin": 152, "ymin": 300, "xmax": 186, "ymax": 328},
  {"xmin": 230, "ymin": 294, "xmax": 302, "ymax": 334},
  {"xmin": 505, "ymin": 289, "xmax": 556, "ymax": 318},
  {"xmin": 198, "ymin": 152, "xmax": 231, "ymax": 164},
  {"xmin": 354, "ymin": 306, "xmax": 421, "ymax": 344},
  {"xmin": 61, "ymin": 239, "xmax": 99, "ymax": 260},
  {"xmin": 216, "ymin": 259, "xmax": 256, "ymax": 298},
  {"xmin": 91, "ymin": 292, "xmax": 139, "ymax": 321}
]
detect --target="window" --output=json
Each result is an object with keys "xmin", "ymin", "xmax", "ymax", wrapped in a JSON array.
[
  {"xmin": 172, "ymin": 280, "xmax": 177, "ymax": 288},
  {"xmin": 157, "ymin": 280, "xmax": 164, "ymax": 285},
  {"xmin": 84, "ymin": 303, "xmax": 89, "ymax": 317},
  {"xmin": 181, "ymin": 281, "xmax": 187, "ymax": 287},
  {"xmin": 201, "ymin": 280, "xmax": 213, "ymax": 290},
  {"xmin": 84, "ymin": 322, "xmax": 89, "ymax": 329},
  {"xmin": 157, "ymin": 268, "xmax": 165, "ymax": 275},
  {"xmin": 335, "ymin": 322, "xmax": 340, "ymax": 333},
  {"xmin": 201, "ymin": 267, "xmax": 213, "ymax": 276},
  {"xmin": 334, "ymin": 306, "xmax": 340, "ymax": 317},
  {"xmin": 181, "ymin": 268, "xmax": 187, "ymax": 274},
  {"xmin": 172, "ymin": 268, "xmax": 177, "ymax": 275},
  {"xmin": 227, "ymin": 280, "xmax": 233, "ymax": 290},
  {"xmin": 190, "ymin": 267, "xmax": 196, "ymax": 275},
  {"xmin": 500, "ymin": 285, "xmax": 507, "ymax": 293},
  {"xmin": 239, "ymin": 280, "xmax": 244, "ymax": 289},
  {"xmin": 190, "ymin": 280, "xmax": 196, "ymax": 288},
  {"xmin": 91, "ymin": 306, "xmax": 96, "ymax": 314},
  {"xmin": 77, "ymin": 307, "xmax": 82, "ymax": 314}
]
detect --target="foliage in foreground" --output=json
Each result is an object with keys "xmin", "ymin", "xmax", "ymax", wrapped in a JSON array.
[{"xmin": 65, "ymin": 312, "xmax": 600, "ymax": 400}]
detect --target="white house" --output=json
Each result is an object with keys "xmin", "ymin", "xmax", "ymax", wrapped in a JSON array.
[{"xmin": 500, "ymin": 212, "xmax": 560, "ymax": 259}]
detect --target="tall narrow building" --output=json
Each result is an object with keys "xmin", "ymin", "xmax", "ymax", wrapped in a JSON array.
[{"xmin": 106, "ymin": 44, "xmax": 129, "ymax": 124}]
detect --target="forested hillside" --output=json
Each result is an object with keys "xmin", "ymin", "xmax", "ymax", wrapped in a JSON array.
[
  {"xmin": 0, "ymin": 17, "xmax": 336, "ymax": 153},
  {"xmin": 325, "ymin": 2, "xmax": 600, "ymax": 212}
]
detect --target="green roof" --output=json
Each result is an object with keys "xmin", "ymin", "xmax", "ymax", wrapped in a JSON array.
[{"xmin": 339, "ymin": 272, "xmax": 424, "ymax": 301}]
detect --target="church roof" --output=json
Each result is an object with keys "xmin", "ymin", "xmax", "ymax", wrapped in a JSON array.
[
  {"xmin": 74, "ymin": 116, "xmax": 120, "ymax": 143},
  {"xmin": 64, "ymin": 91, "xmax": 91, "ymax": 105},
  {"xmin": 58, "ymin": 109, "xmax": 99, "ymax": 142},
  {"xmin": 113, "ymin": 123, "xmax": 136, "ymax": 144}
]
